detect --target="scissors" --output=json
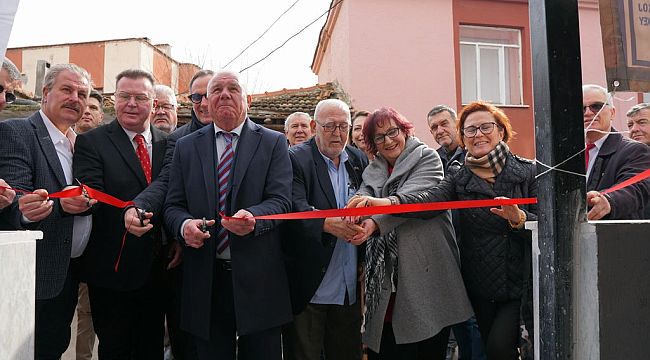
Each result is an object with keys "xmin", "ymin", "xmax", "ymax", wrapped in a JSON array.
[{"xmin": 75, "ymin": 178, "xmax": 91, "ymax": 207}]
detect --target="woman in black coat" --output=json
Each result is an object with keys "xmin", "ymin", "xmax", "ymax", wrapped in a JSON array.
[{"xmin": 348, "ymin": 101, "xmax": 537, "ymax": 359}]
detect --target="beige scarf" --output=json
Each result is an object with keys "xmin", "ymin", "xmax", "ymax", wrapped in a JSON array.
[{"xmin": 464, "ymin": 141, "xmax": 509, "ymax": 183}]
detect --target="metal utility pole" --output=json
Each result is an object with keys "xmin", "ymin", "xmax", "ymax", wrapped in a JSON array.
[{"xmin": 529, "ymin": 0, "xmax": 586, "ymax": 358}]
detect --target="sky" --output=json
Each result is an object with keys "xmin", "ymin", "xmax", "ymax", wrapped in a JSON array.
[{"xmin": 6, "ymin": 0, "xmax": 332, "ymax": 94}]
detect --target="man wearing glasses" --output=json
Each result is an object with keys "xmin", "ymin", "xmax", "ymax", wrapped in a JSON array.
[
  {"xmin": 73, "ymin": 69, "xmax": 169, "ymax": 358},
  {"xmin": 282, "ymin": 99, "xmax": 367, "ymax": 360},
  {"xmin": 124, "ymin": 70, "xmax": 215, "ymax": 237},
  {"xmin": 582, "ymin": 84, "xmax": 650, "ymax": 220},
  {"xmin": 151, "ymin": 84, "xmax": 178, "ymax": 134}
]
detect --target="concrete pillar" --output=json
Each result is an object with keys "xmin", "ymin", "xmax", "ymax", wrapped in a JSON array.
[{"xmin": 0, "ymin": 230, "xmax": 43, "ymax": 358}]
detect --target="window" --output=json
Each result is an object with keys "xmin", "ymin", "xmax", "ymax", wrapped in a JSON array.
[{"xmin": 460, "ymin": 25, "xmax": 523, "ymax": 105}]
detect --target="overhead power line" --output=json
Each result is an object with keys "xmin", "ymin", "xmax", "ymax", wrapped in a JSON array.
[
  {"xmin": 239, "ymin": 0, "xmax": 344, "ymax": 74},
  {"xmin": 224, "ymin": 0, "xmax": 301, "ymax": 68}
]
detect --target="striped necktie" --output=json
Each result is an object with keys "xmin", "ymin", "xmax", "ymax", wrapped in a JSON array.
[{"xmin": 216, "ymin": 132, "xmax": 234, "ymax": 254}]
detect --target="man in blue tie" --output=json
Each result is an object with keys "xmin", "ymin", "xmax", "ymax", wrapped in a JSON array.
[{"xmin": 164, "ymin": 70, "xmax": 293, "ymax": 360}]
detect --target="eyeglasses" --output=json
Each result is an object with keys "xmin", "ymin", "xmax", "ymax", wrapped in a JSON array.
[
  {"xmin": 0, "ymin": 85, "xmax": 16, "ymax": 104},
  {"xmin": 583, "ymin": 102, "xmax": 605, "ymax": 114},
  {"xmin": 317, "ymin": 121, "xmax": 349, "ymax": 133},
  {"xmin": 373, "ymin": 127, "xmax": 401, "ymax": 144},
  {"xmin": 115, "ymin": 92, "xmax": 151, "ymax": 104},
  {"xmin": 189, "ymin": 93, "xmax": 208, "ymax": 104},
  {"xmin": 462, "ymin": 122, "xmax": 499, "ymax": 138},
  {"xmin": 154, "ymin": 104, "xmax": 175, "ymax": 112}
]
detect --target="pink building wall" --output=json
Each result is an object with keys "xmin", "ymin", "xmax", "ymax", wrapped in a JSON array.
[
  {"xmin": 314, "ymin": 0, "xmax": 646, "ymax": 158},
  {"xmin": 579, "ymin": 0, "xmax": 636, "ymax": 132},
  {"xmin": 316, "ymin": 0, "xmax": 457, "ymax": 146}
]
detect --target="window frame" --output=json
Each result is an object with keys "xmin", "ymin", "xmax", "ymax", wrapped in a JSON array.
[{"xmin": 459, "ymin": 25, "xmax": 524, "ymax": 106}]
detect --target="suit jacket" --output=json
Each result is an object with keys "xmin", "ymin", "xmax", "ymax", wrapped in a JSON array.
[
  {"xmin": 283, "ymin": 138, "xmax": 367, "ymax": 315},
  {"xmin": 133, "ymin": 110, "xmax": 208, "ymax": 214},
  {"xmin": 587, "ymin": 130, "xmax": 650, "ymax": 219},
  {"xmin": 164, "ymin": 118, "xmax": 293, "ymax": 339},
  {"xmin": 73, "ymin": 120, "xmax": 167, "ymax": 290},
  {"xmin": 0, "ymin": 112, "xmax": 78, "ymax": 299}
]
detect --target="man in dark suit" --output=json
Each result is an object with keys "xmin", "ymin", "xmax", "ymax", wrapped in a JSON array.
[
  {"xmin": 0, "ymin": 63, "xmax": 95, "ymax": 359},
  {"xmin": 282, "ymin": 99, "xmax": 367, "ymax": 360},
  {"xmin": 123, "ymin": 69, "xmax": 214, "ymax": 360},
  {"xmin": 583, "ymin": 84, "xmax": 650, "ymax": 220},
  {"xmin": 427, "ymin": 105, "xmax": 466, "ymax": 172},
  {"xmin": 164, "ymin": 70, "xmax": 292, "ymax": 359},
  {"xmin": 73, "ymin": 69, "xmax": 168, "ymax": 358}
]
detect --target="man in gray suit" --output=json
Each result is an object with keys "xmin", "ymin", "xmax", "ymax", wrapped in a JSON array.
[{"xmin": 0, "ymin": 63, "xmax": 96, "ymax": 359}]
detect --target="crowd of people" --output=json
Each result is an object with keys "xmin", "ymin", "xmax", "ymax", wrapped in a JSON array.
[{"xmin": 0, "ymin": 56, "xmax": 649, "ymax": 360}]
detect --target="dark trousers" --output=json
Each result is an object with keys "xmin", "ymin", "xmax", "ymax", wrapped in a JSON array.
[
  {"xmin": 193, "ymin": 260, "xmax": 282, "ymax": 360},
  {"xmin": 163, "ymin": 253, "xmax": 194, "ymax": 359},
  {"xmin": 88, "ymin": 263, "xmax": 165, "ymax": 360},
  {"xmin": 452, "ymin": 316, "xmax": 486, "ymax": 360},
  {"xmin": 470, "ymin": 297, "xmax": 521, "ymax": 360},
  {"xmin": 35, "ymin": 258, "xmax": 81, "ymax": 360},
  {"xmin": 282, "ymin": 297, "xmax": 362, "ymax": 360},
  {"xmin": 367, "ymin": 324, "xmax": 450, "ymax": 360}
]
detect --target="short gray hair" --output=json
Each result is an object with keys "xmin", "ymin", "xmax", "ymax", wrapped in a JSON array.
[
  {"xmin": 427, "ymin": 105, "xmax": 457, "ymax": 126},
  {"xmin": 43, "ymin": 63, "xmax": 91, "ymax": 93},
  {"xmin": 284, "ymin": 112, "xmax": 311, "ymax": 131},
  {"xmin": 207, "ymin": 70, "xmax": 248, "ymax": 98},
  {"xmin": 154, "ymin": 84, "xmax": 177, "ymax": 107},
  {"xmin": 2, "ymin": 57, "xmax": 20, "ymax": 82},
  {"xmin": 314, "ymin": 99, "xmax": 350, "ymax": 123},
  {"xmin": 583, "ymin": 84, "xmax": 613, "ymax": 106},
  {"xmin": 627, "ymin": 103, "xmax": 650, "ymax": 117}
]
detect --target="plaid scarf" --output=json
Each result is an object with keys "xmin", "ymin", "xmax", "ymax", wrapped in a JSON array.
[
  {"xmin": 464, "ymin": 141, "xmax": 509, "ymax": 183},
  {"xmin": 363, "ymin": 181, "xmax": 400, "ymax": 330}
]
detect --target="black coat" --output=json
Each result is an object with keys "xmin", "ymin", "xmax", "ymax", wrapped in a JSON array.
[
  {"xmin": 73, "ymin": 120, "xmax": 168, "ymax": 290},
  {"xmin": 587, "ymin": 130, "xmax": 650, "ymax": 220},
  {"xmin": 133, "ymin": 110, "xmax": 208, "ymax": 214},
  {"xmin": 282, "ymin": 138, "xmax": 368, "ymax": 314},
  {"xmin": 400, "ymin": 153, "xmax": 537, "ymax": 301}
]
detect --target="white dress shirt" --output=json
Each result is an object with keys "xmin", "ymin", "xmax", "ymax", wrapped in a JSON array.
[{"xmin": 40, "ymin": 110, "xmax": 92, "ymax": 258}]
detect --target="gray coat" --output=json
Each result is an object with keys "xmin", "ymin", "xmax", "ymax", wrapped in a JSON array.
[{"xmin": 358, "ymin": 136, "xmax": 473, "ymax": 351}]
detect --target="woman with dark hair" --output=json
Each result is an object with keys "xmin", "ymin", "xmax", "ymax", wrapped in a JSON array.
[
  {"xmin": 349, "ymin": 110, "xmax": 374, "ymax": 161},
  {"xmin": 347, "ymin": 107, "xmax": 473, "ymax": 359},
  {"xmin": 349, "ymin": 101, "xmax": 537, "ymax": 359}
]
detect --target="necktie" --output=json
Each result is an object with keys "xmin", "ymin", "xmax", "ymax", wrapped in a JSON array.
[
  {"xmin": 134, "ymin": 134, "xmax": 152, "ymax": 184},
  {"xmin": 585, "ymin": 143, "xmax": 596, "ymax": 169},
  {"xmin": 217, "ymin": 132, "xmax": 234, "ymax": 254}
]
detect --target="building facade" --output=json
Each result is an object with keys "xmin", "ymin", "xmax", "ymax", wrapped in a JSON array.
[
  {"xmin": 311, "ymin": 0, "xmax": 649, "ymax": 158},
  {"xmin": 6, "ymin": 37, "xmax": 200, "ymax": 96}
]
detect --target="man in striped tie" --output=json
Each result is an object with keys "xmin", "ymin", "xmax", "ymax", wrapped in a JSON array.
[{"xmin": 165, "ymin": 70, "xmax": 293, "ymax": 360}]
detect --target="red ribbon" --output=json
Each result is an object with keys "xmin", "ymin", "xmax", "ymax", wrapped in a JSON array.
[{"xmin": 2, "ymin": 166, "xmax": 649, "ymax": 270}]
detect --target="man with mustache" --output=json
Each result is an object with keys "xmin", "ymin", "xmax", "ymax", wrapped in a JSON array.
[
  {"xmin": 0, "ymin": 63, "xmax": 95, "ymax": 359},
  {"xmin": 151, "ymin": 84, "xmax": 178, "ymax": 134},
  {"xmin": 583, "ymin": 84, "xmax": 650, "ymax": 220}
]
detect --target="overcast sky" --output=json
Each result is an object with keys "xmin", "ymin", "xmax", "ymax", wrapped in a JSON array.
[{"xmin": 7, "ymin": 0, "xmax": 331, "ymax": 94}]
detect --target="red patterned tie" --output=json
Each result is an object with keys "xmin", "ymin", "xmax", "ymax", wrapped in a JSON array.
[
  {"xmin": 134, "ymin": 134, "xmax": 152, "ymax": 184},
  {"xmin": 216, "ymin": 132, "xmax": 234, "ymax": 254},
  {"xmin": 585, "ymin": 143, "xmax": 596, "ymax": 169}
]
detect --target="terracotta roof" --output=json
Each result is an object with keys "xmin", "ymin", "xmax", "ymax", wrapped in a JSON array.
[
  {"xmin": 250, "ymin": 82, "xmax": 348, "ymax": 123},
  {"xmin": 175, "ymin": 82, "xmax": 350, "ymax": 131}
]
